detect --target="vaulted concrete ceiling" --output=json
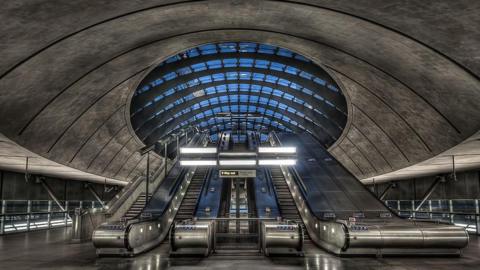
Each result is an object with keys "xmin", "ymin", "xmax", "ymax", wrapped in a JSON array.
[{"xmin": 0, "ymin": 0, "xmax": 479, "ymax": 184}]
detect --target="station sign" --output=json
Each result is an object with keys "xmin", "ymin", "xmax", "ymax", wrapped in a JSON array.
[{"xmin": 219, "ymin": 170, "xmax": 256, "ymax": 178}]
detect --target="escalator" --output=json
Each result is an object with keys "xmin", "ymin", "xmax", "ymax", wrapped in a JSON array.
[
  {"xmin": 269, "ymin": 167, "xmax": 309, "ymax": 241},
  {"xmin": 175, "ymin": 167, "xmax": 209, "ymax": 221},
  {"xmin": 92, "ymin": 132, "xmax": 211, "ymax": 256},
  {"xmin": 268, "ymin": 131, "xmax": 469, "ymax": 256},
  {"xmin": 122, "ymin": 193, "xmax": 151, "ymax": 220}
]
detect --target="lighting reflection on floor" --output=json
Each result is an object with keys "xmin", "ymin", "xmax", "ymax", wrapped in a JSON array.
[{"xmin": 0, "ymin": 228, "xmax": 479, "ymax": 270}]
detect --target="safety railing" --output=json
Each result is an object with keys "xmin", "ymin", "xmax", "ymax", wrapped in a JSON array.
[
  {"xmin": 385, "ymin": 199, "xmax": 480, "ymax": 235},
  {"xmin": 0, "ymin": 200, "xmax": 104, "ymax": 235}
]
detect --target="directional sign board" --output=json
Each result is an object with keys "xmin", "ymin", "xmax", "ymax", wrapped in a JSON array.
[{"xmin": 219, "ymin": 170, "xmax": 256, "ymax": 178}]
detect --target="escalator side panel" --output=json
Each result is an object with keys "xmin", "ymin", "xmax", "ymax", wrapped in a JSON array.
[
  {"xmin": 278, "ymin": 133, "xmax": 391, "ymax": 219},
  {"xmin": 254, "ymin": 168, "xmax": 280, "ymax": 218},
  {"xmin": 141, "ymin": 162, "xmax": 185, "ymax": 218},
  {"xmin": 195, "ymin": 169, "xmax": 223, "ymax": 218}
]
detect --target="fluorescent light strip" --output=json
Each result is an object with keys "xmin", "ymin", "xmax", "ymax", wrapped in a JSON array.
[
  {"xmin": 219, "ymin": 152, "xmax": 257, "ymax": 156},
  {"xmin": 258, "ymin": 147, "xmax": 296, "ymax": 153},
  {"xmin": 180, "ymin": 160, "xmax": 217, "ymax": 166},
  {"xmin": 219, "ymin": 160, "xmax": 256, "ymax": 166},
  {"xmin": 258, "ymin": 159, "xmax": 297, "ymax": 165},
  {"xmin": 180, "ymin": 147, "xmax": 217, "ymax": 154}
]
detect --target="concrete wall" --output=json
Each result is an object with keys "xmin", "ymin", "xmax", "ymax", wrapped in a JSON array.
[
  {"xmin": 0, "ymin": 170, "xmax": 119, "ymax": 201},
  {"xmin": 369, "ymin": 171, "xmax": 480, "ymax": 201}
]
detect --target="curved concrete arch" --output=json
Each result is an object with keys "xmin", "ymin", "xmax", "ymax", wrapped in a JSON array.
[{"xmin": 0, "ymin": 1, "xmax": 479, "ymax": 183}]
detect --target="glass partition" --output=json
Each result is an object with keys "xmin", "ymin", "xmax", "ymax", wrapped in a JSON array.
[{"xmin": 0, "ymin": 199, "xmax": 104, "ymax": 235}]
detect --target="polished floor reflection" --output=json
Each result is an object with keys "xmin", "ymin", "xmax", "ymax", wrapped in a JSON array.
[{"xmin": 0, "ymin": 228, "xmax": 479, "ymax": 270}]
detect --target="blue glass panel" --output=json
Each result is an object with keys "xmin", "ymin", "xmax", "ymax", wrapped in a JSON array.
[
  {"xmin": 258, "ymin": 44, "xmax": 275, "ymax": 54},
  {"xmin": 191, "ymin": 63, "xmax": 207, "ymax": 72},
  {"xmin": 328, "ymin": 84, "xmax": 339, "ymax": 92},
  {"xmin": 278, "ymin": 78, "xmax": 291, "ymax": 87},
  {"xmin": 271, "ymin": 62, "xmax": 286, "ymax": 71},
  {"xmin": 238, "ymin": 42, "xmax": 257, "ymax": 52},
  {"xmin": 252, "ymin": 73, "xmax": 265, "ymax": 81},
  {"xmin": 313, "ymin": 94, "xmax": 324, "ymax": 101},
  {"xmin": 314, "ymin": 77, "xmax": 326, "ymax": 86},
  {"xmin": 206, "ymin": 60, "xmax": 222, "ymax": 69},
  {"xmin": 302, "ymin": 88, "xmax": 313, "ymax": 95},
  {"xmin": 265, "ymin": 75, "xmax": 277, "ymax": 83},
  {"xmin": 163, "ymin": 72, "xmax": 177, "ymax": 81},
  {"xmin": 299, "ymin": 71, "xmax": 313, "ymax": 80},
  {"xmin": 254, "ymin": 60, "xmax": 269, "ymax": 69},
  {"xmin": 272, "ymin": 90, "xmax": 283, "ymax": 97},
  {"xmin": 223, "ymin": 58, "xmax": 237, "ymax": 67},
  {"xmin": 239, "ymin": 58, "xmax": 254, "ymax": 67},
  {"xmin": 277, "ymin": 48, "xmax": 293, "ymax": 58}
]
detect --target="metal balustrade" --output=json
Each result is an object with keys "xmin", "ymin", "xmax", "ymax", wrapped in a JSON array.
[
  {"xmin": 384, "ymin": 199, "xmax": 480, "ymax": 235},
  {"xmin": 0, "ymin": 200, "xmax": 104, "ymax": 235}
]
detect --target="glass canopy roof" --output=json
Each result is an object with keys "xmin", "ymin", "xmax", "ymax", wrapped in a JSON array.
[{"xmin": 130, "ymin": 42, "xmax": 347, "ymax": 147}]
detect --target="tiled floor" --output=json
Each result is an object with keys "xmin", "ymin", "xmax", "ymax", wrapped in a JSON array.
[{"xmin": 0, "ymin": 227, "xmax": 479, "ymax": 270}]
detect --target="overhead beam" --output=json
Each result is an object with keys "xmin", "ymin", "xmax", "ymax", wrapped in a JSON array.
[
  {"xmin": 138, "ymin": 52, "xmax": 338, "ymax": 89},
  {"xmin": 159, "ymin": 118, "xmax": 299, "ymax": 141},
  {"xmin": 131, "ymin": 79, "xmax": 346, "ymax": 127},
  {"xmin": 132, "ymin": 66, "xmax": 346, "ymax": 111},
  {"xmin": 141, "ymin": 102, "xmax": 334, "ymax": 146},
  {"xmin": 134, "ymin": 92, "xmax": 342, "ymax": 141}
]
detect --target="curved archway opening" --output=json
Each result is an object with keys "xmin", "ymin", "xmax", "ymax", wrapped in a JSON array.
[{"xmin": 130, "ymin": 42, "xmax": 347, "ymax": 147}]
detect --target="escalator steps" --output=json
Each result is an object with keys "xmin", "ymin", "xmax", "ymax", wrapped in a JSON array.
[{"xmin": 270, "ymin": 168, "xmax": 311, "ymax": 241}]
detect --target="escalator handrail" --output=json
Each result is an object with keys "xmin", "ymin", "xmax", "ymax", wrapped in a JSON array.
[{"xmin": 127, "ymin": 132, "xmax": 210, "ymax": 222}]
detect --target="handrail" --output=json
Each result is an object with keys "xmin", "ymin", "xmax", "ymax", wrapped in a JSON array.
[
  {"xmin": 105, "ymin": 159, "xmax": 173, "ymax": 215},
  {"xmin": 122, "ymin": 132, "xmax": 210, "ymax": 224},
  {"xmin": 0, "ymin": 210, "xmax": 73, "ymax": 217},
  {"xmin": 105, "ymin": 128, "xmax": 202, "ymax": 215}
]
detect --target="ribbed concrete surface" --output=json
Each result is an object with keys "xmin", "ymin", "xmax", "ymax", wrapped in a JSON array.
[{"xmin": 0, "ymin": 0, "xmax": 479, "ymax": 182}]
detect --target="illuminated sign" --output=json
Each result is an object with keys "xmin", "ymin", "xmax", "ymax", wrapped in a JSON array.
[{"xmin": 219, "ymin": 170, "xmax": 256, "ymax": 178}]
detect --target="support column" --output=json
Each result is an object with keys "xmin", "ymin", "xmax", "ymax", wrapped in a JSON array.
[
  {"xmin": 428, "ymin": 200, "xmax": 433, "ymax": 219},
  {"xmin": 0, "ymin": 171, "xmax": 3, "ymax": 234},
  {"xmin": 164, "ymin": 143, "xmax": 168, "ymax": 179},
  {"xmin": 26, "ymin": 200, "xmax": 31, "ymax": 231},
  {"xmin": 379, "ymin": 183, "xmax": 394, "ymax": 201},
  {"xmin": 475, "ymin": 199, "xmax": 479, "ymax": 235},
  {"xmin": 64, "ymin": 201, "xmax": 69, "ymax": 225},
  {"xmin": 39, "ymin": 179, "xmax": 65, "ymax": 212},
  {"xmin": 449, "ymin": 199, "xmax": 454, "ymax": 224},
  {"xmin": 146, "ymin": 151, "xmax": 150, "ymax": 205},
  {"xmin": 414, "ymin": 177, "xmax": 442, "ymax": 212},
  {"xmin": 176, "ymin": 135, "xmax": 180, "ymax": 159},
  {"xmin": 0, "ymin": 200, "xmax": 5, "ymax": 234},
  {"xmin": 86, "ymin": 184, "xmax": 105, "ymax": 208},
  {"xmin": 411, "ymin": 200, "xmax": 416, "ymax": 219},
  {"xmin": 47, "ymin": 201, "xmax": 52, "ymax": 228}
]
